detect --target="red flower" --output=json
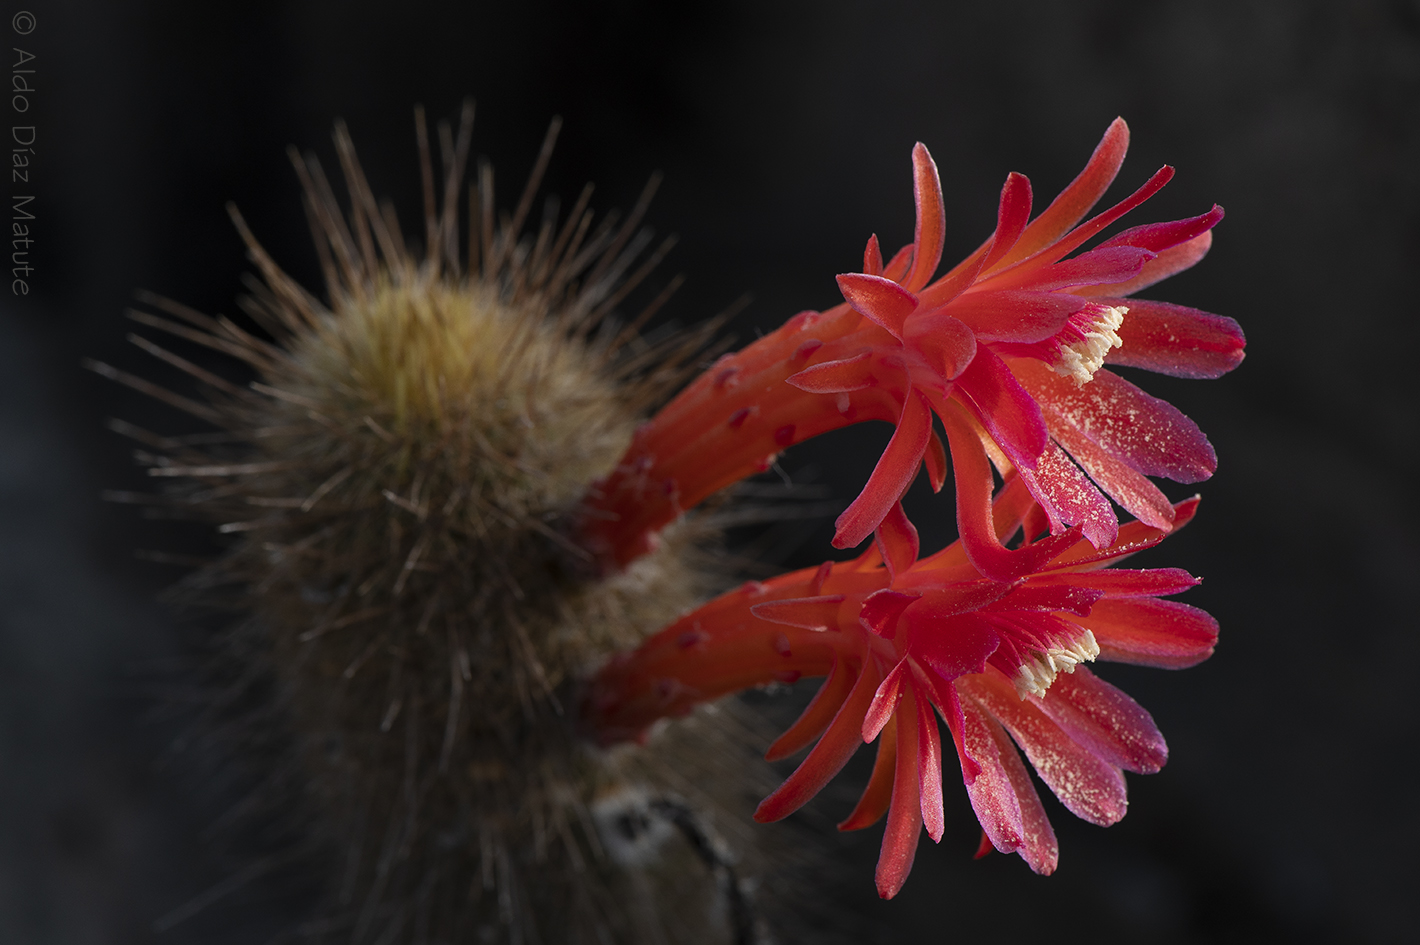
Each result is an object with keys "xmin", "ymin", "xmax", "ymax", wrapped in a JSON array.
[
  {"xmin": 584, "ymin": 488, "xmax": 1217, "ymax": 898},
  {"xmin": 577, "ymin": 119, "xmax": 1243, "ymax": 574}
]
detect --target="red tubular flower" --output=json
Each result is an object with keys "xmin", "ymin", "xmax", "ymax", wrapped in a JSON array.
[
  {"xmin": 583, "ymin": 488, "xmax": 1217, "ymax": 898},
  {"xmin": 577, "ymin": 119, "xmax": 1244, "ymax": 574}
]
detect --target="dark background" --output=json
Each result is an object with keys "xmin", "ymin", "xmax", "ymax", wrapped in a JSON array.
[{"xmin": 3, "ymin": 0, "xmax": 1417, "ymax": 942}]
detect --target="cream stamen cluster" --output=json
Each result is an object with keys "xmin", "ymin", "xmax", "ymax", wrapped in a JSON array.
[
  {"xmin": 1053, "ymin": 305, "xmax": 1127, "ymax": 385},
  {"xmin": 1011, "ymin": 628, "xmax": 1101, "ymax": 699}
]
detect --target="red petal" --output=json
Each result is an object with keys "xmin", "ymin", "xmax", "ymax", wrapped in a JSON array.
[
  {"xmin": 904, "ymin": 143, "xmax": 946, "ymax": 291},
  {"xmin": 1078, "ymin": 231, "xmax": 1213, "ymax": 298},
  {"xmin": 914, "ymin": 682, "xmax": 945, "ymax": 843},
  {"xmin": 983, "ymin": 582, "xmax": 1104, "ymax": 616},
  {"xmin": 863, "ymin": 233, "xmax": 884, "ymax": 276},
  {"xmin": 1101, "ymin": 205, "xmax": 1224, "ymax": 254},
  {"xmin": 834, "ymin": 389, "xmax": 933, "ymax": 548},
  {"xmin": 994, "ymin": 118, "xmax": 1130, "ymax": 270},
  {"xmin": 903, "ymin": 310, "xmax": 977, "ymax": 379},
  {"xmin": 786, "ymin": 351, "xmax": 876, "ymax": 394},
  {"xmin": 958, "ymin": 698, "xmax": 1023, "ymax": 854},
  {"xmin": 917, "ymin": 664, "xmax": 978, "ymax": 781},
  {"xmin": 980, "ymin": 171, "xmax": 1034, "ymax": 271},
  {"xmin": 946, "ymin": 290, "xmax": 1086, "ymax": 343},
  {"xmin": 1080, "ymin": 598, "xmax": 1218, "ymax": 669},
  {"xmin": 755, "ymin": 659, "xmax": 881, "ymax": 822},
  {"xmin": 1013, "ymin": 361, "xmax": 1216, "ymax": 483},
  {"xmin": 1102, "ymin": 298, "xmax": 1246, "ymax": 379},
  {"xmin": 766, "ymin": 656, "xmax": 856, "ymax": 762},
  {"xmin": 1046, "ymin": 405, "xmax": 1176, "ymax": 532},
  {"xmin": 1047, "ymin": 496, "xmax": 1199, "ymax": 572},
  {"xmin": 954, "ymin": 347, "xmax": 1050, "ymax": 471},
  {"xmin": 989, "ymin": 718, "xmax": 1059, "ymax": 876},
  {"xmin": 1030, "ymin": 567, "xmax": 1199, "ymax": 598},
  {"xmin": 874, "ymin": 501, "xmax": 920, "ymax": 580},
  {"xmin": 1032, "ymin": 665, "xmax": 1168, "ymax": 774},
  {"xmin": 876, "ymin": 682, "xmax": 924, "ymax": 898},
  {"xmin": 996, "ymin": 245, "xmax": 1155, "ymax": 293},
  {"xmin": 839, "ymin": 712, "xmax": 898, "ymax": 831},
  {"xmin": 751, "ymin": 595, "xmax": 848, "ymax": 631},
  {"xmin": 837, "ymin": 272, "xmax": 920, "ymax": 338},
  {"xmin": 1022, "ymin": 442, "xmax": 1119, "ymax": 548},
  {"xmin": 924, "ymin": 429, "xmax": 948, "ymax": 493},
  {"xmin": 863, "ymin": 660, "xmax": 908, "ymax": 743},
  {"xmin": 962, "ymin": 673, "xmax": 1127, "ymax": 826}
]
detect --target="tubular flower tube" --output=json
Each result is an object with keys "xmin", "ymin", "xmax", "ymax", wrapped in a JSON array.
[
  {"xmin": 577, "ymin": 119, "xmax": 1244, "ymax": 573},
  {"xmin": 584, "ymin": 488, "xmax": 1217, "ymax": 898}
]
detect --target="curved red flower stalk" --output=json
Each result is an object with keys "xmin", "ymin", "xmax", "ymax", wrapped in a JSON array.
[
  {"xmin": 577, "ymin": 119, "xmax": 1244, "ymax": 573},
  {"xmin": 583, "ymin": 488, "xmax": 1216, "ymax": 898}
]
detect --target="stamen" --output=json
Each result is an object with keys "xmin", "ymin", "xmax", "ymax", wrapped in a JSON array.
[
  {"xmin": 1012, "ymin": 628, "xmax": 1099, "ymax": 699},
  {"xmin": 1053, "ymin": 305, "xmax": 1126, "ymax": 386}
]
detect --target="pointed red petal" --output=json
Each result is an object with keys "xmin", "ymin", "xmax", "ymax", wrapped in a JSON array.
[
  {"xmin": 766, "ymin": 656, "xmax": 856, "ymax": 762},
  {"xmin": 958, "ymin": 697, "xmax": 1023, "ymax": 853},
  {"xmin": 1046, "ymin": 496, "xmax": 1199, "ymax": 572},
  {"xmin": 924, "ymin": 429, "xmax": 948, "ymax": 493},
  {"xmin": 755, "ymin": 659, "xmax": 881, "ymax": 822},
  {"xmin": 834, "ymin": 390, "xmax": 933, "ymax": 549},
  {"xmin": 918, "ymin": 667, "xmax": 977, "ymax": 781},
  {"xmin": 1029, "ymin": 567, "xmax": 1199, "ymax": 598},
  {"xmin": 946, "ymin": 290, "xmax": 1086, "ymax": 343},
  {"xmin": 751, "ymin": 595, "xmax": 847, "ymax": 631},
  {"xmin": 990, "ymin": 723, "xmax": 1059, "ymax": 876},
  {"xmin": 874, "ymin": 501, "xmax": 920, "ymax": 581},
  {"xmin": 1101, "ymin": 298, "xmax": 1246, "ymax": 379},
  {"xmin": 837, "ymin": 272, "xmax": 920, "ymax": 338},
  {"xmin": 904, "ymin": 144, "xmax": 945, "ymax": 291},
  {"xmin": 980, "ymin": 171, "xmax": 1034, "ymax": 271},
  {"xmin": 876, "ymin": 682, "xmax": 924, "ymax": 898},
  {"xmin": 786, "ymin": 351, "xmax": 876, "ymax": 394},
  {"xmin": 1079, "ymin": 231, "xmax": 1213, "ymax": 298},
  {"xmin": 1032, "ymin": 665, "xmax": 1169, "ymax": 774},
  {"xmin": 863, "ymin": 660, "xmax": 909, "ymax": 743},
  {"xmin": 1101, "ymin": 205, "xmax": 1224, "ymax": 254},
  {"xmin": 982, "ymin": 582, "xmax": 1105, "ymax": 616},
  {"xmin": 995, "ymin": 245, "xmax": 1155, "ymax": 293},
  {"xmin": 915, "ymin": 682, "xmax": 945, "ymax": 843},
  {"xmin": 863, "ymin": 233, "xmax": 885, "ymax": 276}
]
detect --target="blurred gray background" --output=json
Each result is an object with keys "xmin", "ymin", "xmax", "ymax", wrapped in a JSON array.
[{"xmin": 3, "ymin": 0, "xmax": 1417, "ymax": 942}]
